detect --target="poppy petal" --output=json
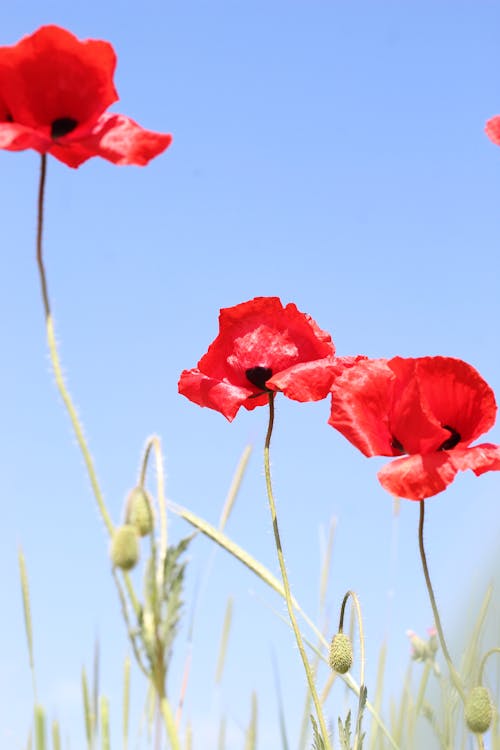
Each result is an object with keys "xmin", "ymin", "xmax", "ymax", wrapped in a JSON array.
[
  {"xmin": 329, "ymin": 358, "xmax": 402, "ymax": 457},
  {"xmin": 485, "ymin": 116, "xmax": 500, "ymax": 146},
  {"xmin": 48, "ymin": 113, "xmax": 173, "ymax": 167},
  {"xmin": 399, "ymin": 357, "xmax": 496, "ymax": 447},
  {"xmin": 0, "ymin": 25, "xmax": 117, "ymax": 131},
  {"xmin": 178, "ymin": 368, "xmax": 254, "ymax": 422},
  {"xmin": 448, "ymin": 443, "xmax": 500, "ymax": 476},
  {"xmin": 268, "ymin": 358, "xmax": 336, "ymax": 401},
  {"xmin": 387, "ymin": 358, "xmax": 452, "ymax": 454},
  {"xmin": 0, "ymin": 121, "xmax": 50, "ymax": 151},
  {"xmin": 377, "ymin": 453, "xmax": 458, "ymax": 501}
]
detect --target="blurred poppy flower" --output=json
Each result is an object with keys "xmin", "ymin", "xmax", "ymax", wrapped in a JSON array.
[
  {"xmin": 179, "ymin": 296, "xmax": 358, "ymax": 422},
  {"xmin": 485, "ymin": 116, "xmax": 500, "ymax": 147},
  {"xmin": 0, "ymin": 25, "xmax": 172, "ymax": 167},
  {"xmin": 329, "ymin": 356, "xmax": 500, "ymax": 500}
]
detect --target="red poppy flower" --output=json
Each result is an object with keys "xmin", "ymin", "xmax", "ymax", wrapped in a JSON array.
[
  {"xmin": 485, "ymin": 116, "xmax": 500, "ymax": 146},
  {"xmin": 328, "ymin": 356, "xmax": 500, "ymax": 501},
  {"xmin": 179, "ymin": 296, "xmax": 357, "ymax": 422},
  {"xmin": 0, "ymin": 25, "xmax": 172, "ymax": 167}
]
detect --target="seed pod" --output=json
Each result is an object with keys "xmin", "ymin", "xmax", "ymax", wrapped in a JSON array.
[
  {"xmin": 125, "ymin": 486, "xmax": 154, "ymax": 536},
  {"xmin": 328, "ymin": 632, "xmax": 353, "ymax": 674},
  {"xmin": 110, "ymin": 525, "xmax": 140, "ymax": 570},
  {"xmin": 465, "ymin": 686, "xmax": 493, "ymax": 734}
]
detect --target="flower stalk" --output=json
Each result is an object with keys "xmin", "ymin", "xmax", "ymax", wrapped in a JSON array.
[
  {"xmin": 418, "ymin": 501, "xmax": 465, "ymax": 702},
  {"xmin": 264, "ymin": 394, "xmax": 331, "ymax": 750}
]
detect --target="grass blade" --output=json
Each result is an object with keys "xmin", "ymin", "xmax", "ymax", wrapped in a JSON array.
[{"xmin": 215, "ymin": 597, "xmax": 233, "ymax": 685}]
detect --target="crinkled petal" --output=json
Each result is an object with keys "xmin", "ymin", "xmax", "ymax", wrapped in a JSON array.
[
  {"xmin": 448, "ymin": 443, "xmax": 500, "ymax": 476},
  {"xmin": 377, "ymin": 453, "xmax": 458, "ymax": 501},
  {"xmin": 178, "ymin": 368, "xmax": 254, "ymax": 422},
  {"xmin": 47, "ymin": 112, "xmax": 173, "ymax": 167},
  {"xmin": 0, "ymin": 25, "xmax": 117, "ymax": 131},
  {"xmin": 387, "ymin": 358, "xmax": 453, "ymax": 454},
  {"xmin": 403, "ymin": 357, "xmax": 496, "ymax": 446},
  {"xmin": 268, "ymin": 358, "xmax": 336, "ymax": 401},
  {"xmin": 0, "ymin": 121, "xmax": 50, "ymax": 151},
  {"xmin": 198, "ymin": 296, "xmax": 334, "ymax": 390},
  {"xmin": 485, "ymin": 116, "xmax": 500, "ymax": 146},
  {"xmin": 329, "ymin": 358, "xmax": 402, "ymax": 457}
]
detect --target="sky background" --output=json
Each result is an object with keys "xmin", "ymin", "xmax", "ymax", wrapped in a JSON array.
[{"xmin": 1, "ymin": 2, "xmax": 499, "ymax": 748}]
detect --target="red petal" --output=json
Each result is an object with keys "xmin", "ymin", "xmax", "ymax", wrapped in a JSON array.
[
  {"xmin": 448, "ymin": 443, "xmax": 500, "ymax": 476},
  {"xmin": 485, "ymin": 116, "xmax": 500, "ymax": 146},
  {"xmin": 377, "ymin": 453, "xmax": 458, "ymax": 501},
  {"xmin": 199, "ymin": 296, "xmax": 334, "ymax": 388},
  {"xmin": 0, "ymin": 25, "xmax": 117, "ymax": 132},
  {"xmin": 0, "ymin": 121, "xmax": 50, "ymax": 151},
  {"xmin": 47, "ymin": 113, "xmax": 173, "ymax": 167},
  {"xmin": 329, "ymin": 359, "xmax": 402, "ymax": 457},
  {"xmin": 396, "ymin": 357, "xmax": 496, "ymax": 447},
  {"xmin": 268, "ymin": 358, "xmax": 336, "ymax": 401},
  {"xmin": 387, "ymin": 358, "xmax": 456, "ymax": 454},
  {"xmin": 178, "ymin": 368, "xmax": 254, "ymax": 422}
]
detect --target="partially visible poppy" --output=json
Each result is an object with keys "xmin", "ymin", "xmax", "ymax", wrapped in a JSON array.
[
  {"xmin": 179, "ymin": 296, "xmax": 358, "ymax": 422},
  {"xmin": 0, "ymin": 25, "xmax": 172, "ymax": 167},
  {"xmin": 485, "ymin": 116, "xmax": 500, "ymax": 147},
  {"xmin": 328, "ymin": 356, "xmax": 500, "ymax": 501}
]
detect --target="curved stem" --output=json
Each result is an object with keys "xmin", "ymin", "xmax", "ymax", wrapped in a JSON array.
[
  {"xmin": 418, "ymin": 501, "xmax": 465, "ymax": 702},
  {"xmin": 35, "ymin": 155, "xmax": 142, "ymax": 623},
  {"xmin": 338, "ymin": 590, "xmax": 366, "ymax": 693},
  {"xmin": 139, "ymin": 435, "xmax": 168, "ymax": 584},
  {"xmin": 264, "ymin": 394, "xmax": 331, "ymax": 749},
  {"xmin": 35, "ymin": 155, "xmax": 114, "ymax": 536},
  {"xmin": 338, "ymin": 591, "xmax": 366, "ymax": 750},
  {"xmin": 478, "ymin": 647, "xmax": 500, "ymax": 684}
]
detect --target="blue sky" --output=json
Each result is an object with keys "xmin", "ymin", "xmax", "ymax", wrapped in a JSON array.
[{"xmin": 1, "ymin": 2, "xmax": 499, "ymax": 748}]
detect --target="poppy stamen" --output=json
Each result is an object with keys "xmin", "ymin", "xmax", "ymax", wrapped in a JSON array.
[
  {"xmin": 51, "ymin": 117, "xmax": 78, "ymax": 138},
  {"xmin": 391, "ymin": 436, "xmax": 405, "ymax": 454},
  {"xmin": 245, "ymin": 366, "xmax": 273, "ymax": 391},
  {"xmin": 439, "ymin": 425, "xmax": 462, "ymax": 451}
]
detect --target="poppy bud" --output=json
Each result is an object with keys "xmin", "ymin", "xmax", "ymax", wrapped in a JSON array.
[
  {"xmin": 465, "ymin": 687, "xmax": 493, "ymax": 734},
  {"xmin": 110, "ymin": 525, "xmax": 139, "ymax": 570},
  {"xmin": 125, "ymin": 487, "xmax": 154, "ymax": 536},
  {"xmin": 328, "ymin": 633, "xmax": 353, "ymax": 674}
]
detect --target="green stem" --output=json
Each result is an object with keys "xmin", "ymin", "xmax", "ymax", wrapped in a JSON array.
[
  {"xmin": 418, "ymin": 501, "xmax": 465, "ymax": 702},
  {"xmin": 35, "ymin": 155, "xmax": 142, "ymax": 625},
  {"xmin": 139, "ymin": 436, "xmax": 168, "ymax": 587},
  {"xmin": 338, "ymin": 591, "xmax": 366, "ymax": 750},
  {"xmin": 264, "ymin": 394, "xmax": 331, "ymax": 750},
  {"xmin": 338, "ymin": 590, "xmax": 365, "ymax": 689},
  {"xmin": 160, "ymin": 697, "xmax": 181, "ymax": 750},
  {"xmin": 36, "ymin": 154, "xmax": 114, "ymax": 536},
  {"xmin": 478, "ymin": 647, "xmax": 500, "ymax": 684}
]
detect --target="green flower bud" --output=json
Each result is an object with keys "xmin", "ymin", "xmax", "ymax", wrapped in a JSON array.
[
  {"xmin": 110, "ymin": 525, "xmax": 140, "ymax": 570},
  {"xmin": 465, "ymin": 687, "xmax": 493, "ymax": 734},
  {"xmin": 329, "ymin": 632, "xmax": 353, "ymax": 674},
  {"xmin": 125, "ymin": 487, "xmax": 154, "ymax": 536}
]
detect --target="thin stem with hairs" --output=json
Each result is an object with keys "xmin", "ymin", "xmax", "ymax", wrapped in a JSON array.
[
  {"xmin": 418, "ymin": 500, "xmax": 465, "ymax": 702},
  {"xmin": 264, "ymin": 393, "xmax": 331, "ymax": 750}
]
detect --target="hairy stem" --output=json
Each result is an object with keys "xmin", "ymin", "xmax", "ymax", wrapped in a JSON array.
[
  {"xmin": 264, "ymin": 394, "xmax": 331, "ymax": 749},
  {"xmin": 418, "ymin": 501, "xmax": 465, "ymax": 702}
]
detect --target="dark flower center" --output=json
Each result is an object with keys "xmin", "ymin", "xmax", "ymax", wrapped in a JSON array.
[
  {"xmin": 5, "ymin": 113, "xmax": 13, "ymax": 122},
  {"xmin": 51, "ymin": 117, "xmax": 78, "ymax": 139},
  {"xmin": 438, "ymin": 425, "xmax": 461, "ymax": 451},
  {"xmin": 391, "ymin": 436, "xmax": 405, "ymax": 454},
  {"xmin": 245, "ymin": 366, "xmax": 273, "ymax": 391}
]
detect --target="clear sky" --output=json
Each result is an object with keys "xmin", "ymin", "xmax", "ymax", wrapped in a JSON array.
[{"xmin": 1, "ymin": 2, "xmax": 499, "ymax": 748}]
